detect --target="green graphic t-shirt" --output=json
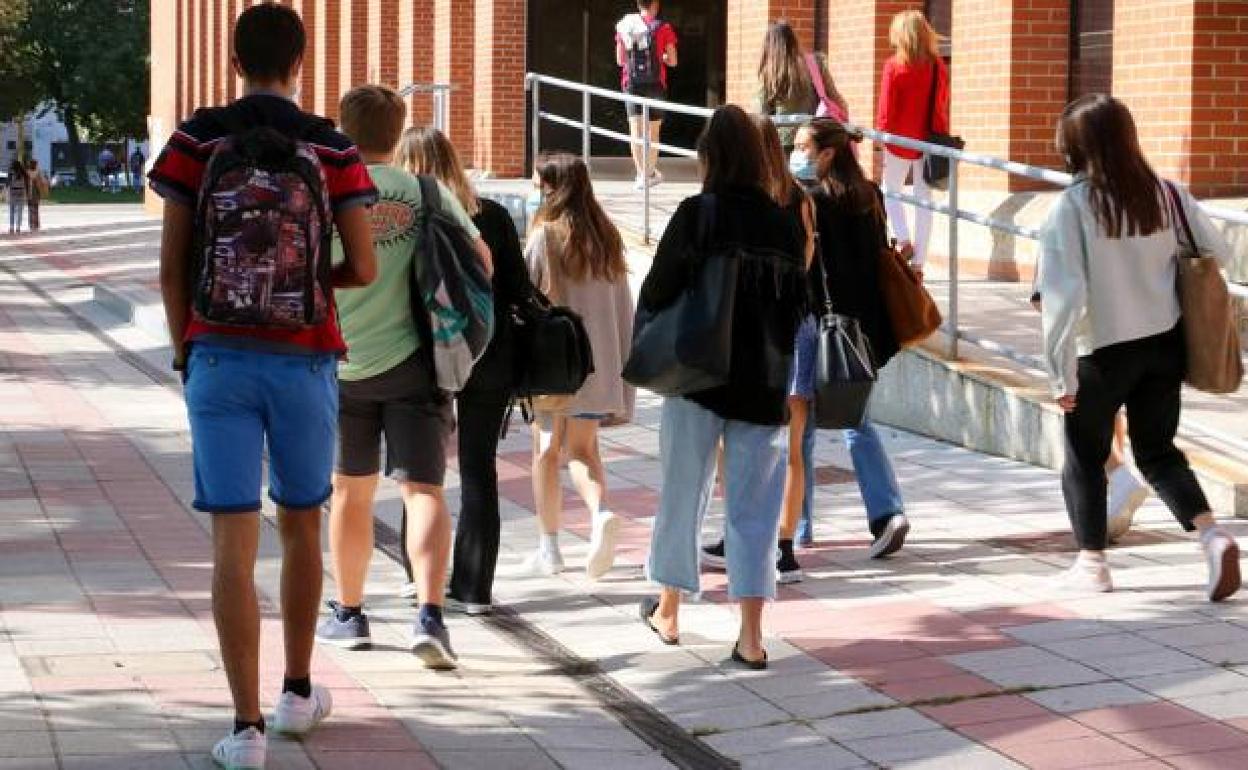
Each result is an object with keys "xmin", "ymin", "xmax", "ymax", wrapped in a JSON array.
[{"xmin": 333, "ymin": 165, "xmax": 480, "ymax": 382}]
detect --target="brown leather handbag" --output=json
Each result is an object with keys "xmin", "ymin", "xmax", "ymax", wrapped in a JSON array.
[
  {"xmin": 877, "ymin": 228, "xmax": 943, "ymax": 348},
  {"xmin": 1166, "ymin": 182, "xmax": 1244, "ymax": 395}
]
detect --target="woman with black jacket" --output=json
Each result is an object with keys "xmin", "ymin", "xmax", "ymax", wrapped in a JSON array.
[
  {"xmin": 790, "ymin": 119, "xmax": 910, "ymax": 559},
  {"xmin": 397, "ymin": 127, "xmax": 533, "ymax": 614},
  {"xmin": 639, "ymin": 106, "xmax": 808, "ymax": 669}
]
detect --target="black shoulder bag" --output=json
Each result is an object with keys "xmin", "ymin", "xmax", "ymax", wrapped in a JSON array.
[
  {"xmin": 921, "ymin": 60, "xmax": 965, "ymax": 192},
  {"xmin": 812, "ymin": 234, "xmax": 877, "ymax": 430}
]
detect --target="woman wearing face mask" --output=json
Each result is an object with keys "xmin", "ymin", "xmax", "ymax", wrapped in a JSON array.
[{"xmin": 785, "ymin": 120, "xmax": 910, "ymax": 560}]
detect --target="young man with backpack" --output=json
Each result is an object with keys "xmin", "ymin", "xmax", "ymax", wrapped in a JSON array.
[
  {"xmin": 314, "ymin": 86, "xmax": 492, "ymax": 669},
  {"xmin": 148, "ymin": 6, "xmax": 378, "ymax": 769},
  {"xmin": 615, "ymin": 0, "xmax": 678, "ymax": 189}
]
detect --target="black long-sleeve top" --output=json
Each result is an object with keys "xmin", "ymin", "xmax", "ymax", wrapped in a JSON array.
[
  {"xmin": 638, "ymin": 185, "xmax": 807, "ymax": 425},
  {"xmin": 462, "ymin": 196, "xmax": 533, "ymax": 394}
]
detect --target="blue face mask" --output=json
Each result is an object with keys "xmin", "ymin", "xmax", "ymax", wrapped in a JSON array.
[{"xmin": 789, "ymin": 149, "xmax": 817, "ymax": 181}]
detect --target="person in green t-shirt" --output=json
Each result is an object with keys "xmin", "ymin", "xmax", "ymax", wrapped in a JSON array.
[{"xmin": 317, "ymin": 85, "xmax": 492, "ymax": 670}]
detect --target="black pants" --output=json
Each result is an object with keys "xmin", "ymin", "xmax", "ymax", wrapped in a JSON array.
[{"xmin": 1063, "ymin": 324, "xmax": 1210, "ymax": 550}]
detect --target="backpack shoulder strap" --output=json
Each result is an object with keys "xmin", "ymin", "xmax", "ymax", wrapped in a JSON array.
[{"xmin": 417, "ymin": 175, "xmax": 442, "ymax": 216}]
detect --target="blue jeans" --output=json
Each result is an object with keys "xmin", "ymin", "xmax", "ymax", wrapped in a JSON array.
[
  {"xmin": 647, "ymin": 397, "xmax": 787, "ymax": 600},
  {"xmin": 797, "ymin": 418, "xmax": 904, "ymax": 543}
]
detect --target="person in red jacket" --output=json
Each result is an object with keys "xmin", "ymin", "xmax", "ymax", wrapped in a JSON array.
[{"xmin": 876, "ymin": 11, "xmax": 949, "ymax": 280}]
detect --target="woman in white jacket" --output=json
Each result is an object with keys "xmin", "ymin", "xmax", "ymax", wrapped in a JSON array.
[{"xmin": 1037, "ymin": 94, "xmax": 1240, "ymax": 601}]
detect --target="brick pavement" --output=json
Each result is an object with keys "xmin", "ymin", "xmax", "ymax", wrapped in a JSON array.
[{"xmin": 4, "ymin": 207, "xmax": 1248, "ymax": 768}]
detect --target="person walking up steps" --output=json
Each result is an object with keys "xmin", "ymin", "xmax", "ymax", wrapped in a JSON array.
[
  {"xmin": 757, "ymin": 20, "xmax": 848, "ymax": 152},
  {"xmin": 525, "ymin": 153, "xmax": 635, "ymax": 580},
  {"xmin": 398, "ymin": 126, "xmax": 534, "ymax": 616},
  {"xmin": 616, "ymin": 0, "xmax": 677, "ymax": 190},
  {"xmin": 149, "ymin": 6, "xmax": 379, "ymax": 768},
  {"xmin": 876, "ymin": 10, "xmax": 948, "ymax": 280},
  {"xmin": 1038, "ymin": 94, "xmax": 1240, "ymax": 600},
  {"xmin": 315, "ymin": 89, "xmax": 493, "ymax": 667}
]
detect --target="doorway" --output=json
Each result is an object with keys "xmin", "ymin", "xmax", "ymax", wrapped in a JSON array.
[{"xmin": 527, "ymin": 0, "xmax": 726, "ymax": 162}]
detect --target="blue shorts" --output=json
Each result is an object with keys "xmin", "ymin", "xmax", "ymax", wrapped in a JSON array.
[
  {"xmin": 787, "ymin": 315, "xmax": 819, "ymax": 400},
  {"xmin": 184, "ymin": 344, "xmax": 339, "ymax": 513}
]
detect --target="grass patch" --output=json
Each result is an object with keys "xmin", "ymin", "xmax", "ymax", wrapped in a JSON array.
[{"xmin": 46, "ymin": 187, "xmax": 143, "ymax": 205}]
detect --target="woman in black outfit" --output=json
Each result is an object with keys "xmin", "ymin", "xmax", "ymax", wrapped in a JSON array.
[{"xmin": 397, "ymin": 127, "xmax": 533, "ymax": 614}]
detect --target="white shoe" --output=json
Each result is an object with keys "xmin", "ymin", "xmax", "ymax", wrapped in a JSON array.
[
  {"xmin": 1201, "ymin": 527, "xmax": 1241, "ymax": 602},
  {"xmin": 211, "ymin": 727, "xmax": 265, "ymax": 769},
  {"xmin": 398, "ymin": 581, "xmax": 419, "ymax": 600},
  {"xmin": 271, "ymin": 684, "xmax": 333, "ymax": 735},
  {"xmin": 586, "ymin": 510, "xmax": 621, "ymax": 580},
  {"xmin": 1054, "ymin": 556, "xmax": 1113, "ymax": 593},
  {"xmin": 633, "ymin": 175, "xmax": 647, "ymax": 191},
  {"xmin": 1107, "ymin": 466, "xmax": 1149, "ymax": 543},
  {"xmin": 647, "ymin": 170, "xmax": 664, "ymax": 188},
  {"xmin": 523, "ymin": 547, "xmax": 564, "ymax": 576},
  {"xmin": 445, "ymin": 596, "xmax": 493, "ymax": 616}
]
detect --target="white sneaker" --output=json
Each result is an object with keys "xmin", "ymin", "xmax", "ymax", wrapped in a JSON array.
[
  {"xmin": 586, "ymin": 510, "xmax": 621, "ymax": 580},
  {"xmin": 1107, "ymin": 466, "xmax": 1149, "ymax": 543},
  {"xmin": 523, "ymin": 547, "xmax": 564, "ymax": 576},
  {"xmin": 1201, "ymin": 527, "xmax": 1241, "ymax": 602},
  {"xmin": 211, "ymin": 727, "xmax": 266, "ymax": 769},
  {"xmin": 633, "ymin": 175, "xmax": 647, "ymax": 191},
  {"xmin": 398, "ymin": 581, "xmax": 419, "ymax": 600},
  {"xmin": 271, "ymin": 684, "xmax": 333, "ymax": 735},
  {"xmin": 647, "ymin": 170, "xmax": 664, "ymax": 188},
  {"xmin": 1054, "ymin": 556, "xmax": 1113, "ymax": 593},
  {"xmin": 445, "ymin": 596, "xmax": 493, "ymax": 616}
]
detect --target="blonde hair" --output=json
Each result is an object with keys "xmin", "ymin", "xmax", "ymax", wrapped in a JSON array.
[
  {"xmin": 889, "ymin": 11, "xmax": 940, "ymax": 66},
  {"xmin": 395, "ymin": 126, "xmax": 480, "ymax": 217},
  {"xmin": 339, "ymin": 85, "xmax": 406, "ymax": 155}
]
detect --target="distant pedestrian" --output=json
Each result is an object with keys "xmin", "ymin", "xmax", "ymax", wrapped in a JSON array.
[
  {"xmin": 757, "ymin": 20, "xmax": 848, "ymax": 151},
  {"xmin": 98, "ymin": 147, "xmax": 117, "ymax": 191},
  {"xmin": 1037, "ymin": 94, "xmax": 1240, "ymax": 600},
  {"xmin": 398, "ymin": 126, "xmax": 535, "ymax": 616},
  {"xmin": 25, "ymin": 159, "xmax": 48, "ymax": 232},
  {"xmin": 7, "ymin": 160, "xmax": 28, "ymax": 235},
  {"xmin": 876, "ymin": 10, "xmax": 948, "ymax": 280},
  {"xmin": 639, "ymin": 106, "xmax": 808, "ymax": 669},
  {"xmin": 148, "ymin": 6, "xmax": 378, "ymax": 768},
  {"xmin": 130, "ymin": 148, "xmax": 146, "ymax": 190},
  {"xmin": 525, "ymin": 153, "xmax": 635, "ymax": 580},
  {"xmin": 616, "ymin": 0, "xmax": 677, "ymax": 190}
]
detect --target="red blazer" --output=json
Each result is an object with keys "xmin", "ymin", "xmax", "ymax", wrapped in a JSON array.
[{"xmin": 876, "ymin": 55, "xmax": 950, "ymax": 160}]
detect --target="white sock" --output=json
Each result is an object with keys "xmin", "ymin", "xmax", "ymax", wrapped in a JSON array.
[{"xmin": 539, "ymin": 532, "xmax": 560, "ymax": 553}]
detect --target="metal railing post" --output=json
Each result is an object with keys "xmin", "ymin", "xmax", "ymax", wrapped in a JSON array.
[
  {"xmin": 433, "ymin": 89, "xmax": 447, "ymax": 134},
  {"xmin": 946, "ymin": 158, "xmax": 960, "ymax": 360},
  {"xmin": 642, "ymin": 102, "xmax": 651, "ymax": 244},
  {"xmin": 530, "ymin": 78, "xmax": 541, "ymax": 175},
  {"xmin": 581, "ymin": 90, "xmax": 592, "ymax": 168}
]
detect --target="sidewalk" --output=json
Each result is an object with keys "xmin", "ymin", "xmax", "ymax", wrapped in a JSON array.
[{"xmin": 5, "ymin": 208, "xmax": 1248, "ymax": 769}]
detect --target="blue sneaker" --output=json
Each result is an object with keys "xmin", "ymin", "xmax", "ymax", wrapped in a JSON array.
[
  {"xmin": 411, "ymin": 615, "xmax": 457, "ymax": 670},
  {"xmin": 315, "ymin": 601, "xmax": 371, "ymax": 650}
]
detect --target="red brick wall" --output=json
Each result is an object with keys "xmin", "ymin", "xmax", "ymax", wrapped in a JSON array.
[
  {"xmin": 367, "ymin": 0, "xmax": 400, "ymax": 87},
  {"xmin": 472, "ymin": 0, "xmax": 526, "ymax": 176},
  {"xmin": 292, "ymin": 0, "xmax": 317, "ymax": 111},
  {"xmin": 314, "ymin": 0, "xmax": 340, "ymax": 120},
  {"xmin": 339, "ymin": 0, "xmax": 369, "ymax": 111},
  {"xmin": 434, "ymin": 0, "xmax": 475, "ymax": 152},
  {"xmin": 398, "ymin": 1, "xmax": 436, "ymax": 126},
  {"xmin": 725, "ymin": 0, "xmax": 817, "ymax": 106},
  {"xmin": 1188, "ymin": 1, "xmax": 1248, "ymax": 196}
]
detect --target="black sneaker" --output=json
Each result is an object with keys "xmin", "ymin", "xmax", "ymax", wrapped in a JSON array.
[
  {"xmin": 868, "ymin": 513, "xmax": 911, "ymax": 559},
  {"xmin": 701, "ymin": 540, "xmax": 726, "ymax": 570},
  {"xmin": 777, "ymin": 541, "xmax": 803, "ymax": 584},
  {"xmin": 315, "ymin": 601, "xmax": 371, "ymax": 650},
  {"xmin": 411, "ymin": 616, "xmax": 457, "ymax": 670}
]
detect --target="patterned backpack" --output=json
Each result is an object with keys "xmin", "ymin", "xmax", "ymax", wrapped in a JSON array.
[{"xmin": 192, "ymin": 116, "xmax": 333, "ymax": 329}]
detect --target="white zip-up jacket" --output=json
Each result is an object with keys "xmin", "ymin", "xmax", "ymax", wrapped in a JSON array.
[{"xmin": 1036, "ymin": 179, "xmax": 1229, "ymax": 397}]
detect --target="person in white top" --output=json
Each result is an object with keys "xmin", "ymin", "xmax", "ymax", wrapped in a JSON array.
[{"xmin": 1037, "ymin": 94, "xmax": 1240, "ymax": 601}]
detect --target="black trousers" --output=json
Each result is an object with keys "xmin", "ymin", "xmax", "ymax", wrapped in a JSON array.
[{"xmin": 1062, "ymin": 324, "xmax": 1210, "ymax": 550}]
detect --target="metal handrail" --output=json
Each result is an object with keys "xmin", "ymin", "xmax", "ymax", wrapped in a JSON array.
[
  {"xmin": 523, "ymin": 72, "xmax": 1248, "ymax": 364},
  {"xmin": 398, "ymin": 82, "xmax": 453, "ymax": 135}
]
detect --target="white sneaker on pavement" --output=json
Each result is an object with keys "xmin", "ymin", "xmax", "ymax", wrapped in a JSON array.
[
  {"xmin": 1201, "ymin": 526, "xmax": 1241, "ymax": 602},
  {"xmin": 1054, "ymin": 555, "xmax": 1113, "ymax": 593},
  {"xmin": 271, "ymin": 684, "xmax": 333, "ymax": 735},
  {"xmin": 586, "ymin": 510, "xmax": 621, "ymax": 580},
  {"xmin": 647, "ymin": 170, "xmax": 664, "ymax": 188},
  {"xmin": 523, "ymin": 546, "xmax": 565, "ymax": 576},
  {"xmin": 633, "ymin": 175, "xmax": 647, "ymax": 191},
  {"xmin": 1107, "ymin": 465, "xmax": 1149, "ymax": 543},
  {"xmin": 211, "ymin": 727, "xmax": 265, "ymax": 770}
]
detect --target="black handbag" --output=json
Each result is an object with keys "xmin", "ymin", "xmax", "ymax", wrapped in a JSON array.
[
  {"xmin": 509, "ymin": 289, "xmax": 594, "ymax": 399},
  {"xmin": 812, "ymin": 237, "xmax": 877, "ymax": 430},
  {"xmin": 623, "ymin": 195, "xmax": 739, "ymax": 396},
  {"xmin": 922, "ymin": 60, "xmax": 964, "ymax": 192}
]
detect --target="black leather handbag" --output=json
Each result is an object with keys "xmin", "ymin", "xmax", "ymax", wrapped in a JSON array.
[
  {"xmin": 922, "ymin": 60, "xmax": 964, "ymax": 192},
  {"xmin": 812, "ymin": 238, "xmax": 877, "ymax": 430},
  {"xmin": 509, "ymin": 290, "xmax": 594, "ymax": 399},
  {"xmin": 622, "ymin": 196, "xmax": 739, "ymax": 397}
]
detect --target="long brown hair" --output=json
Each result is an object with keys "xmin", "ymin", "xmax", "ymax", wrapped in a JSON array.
[
  {"xmin": 395, "ymin": 126, "xmax": 481, "ymax": 217},
  {"xmin": 532, "ymin": 153, "xmax": 627, "ymax": 283},
  {"xmin": 889, "ymin": 11, "xmax": 940, "ymax": 66},
  {"xmin": 698, "ymin": 105, "xmax": 765, "ymax": 194},
  {"xmin": 758, "ymin": 21, "xmax": 810, "ymax": 112},
  {"xmin": 803, "ymin": 119, "xmax": 878, "ymax": 216},
  {"xmin": 1057, "ymin": 94, "xmax": 1163, "ymax": 239},
  {"xmin": 754, "ymin": 114, "xmax": 802, "ymax": 207}
]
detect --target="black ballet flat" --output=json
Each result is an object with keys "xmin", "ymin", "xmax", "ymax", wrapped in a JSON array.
[
  {"xmin": 639, "ymin": 596, "xmax": 679, "ymax": 645},
  {"xmin": 731, "ymin": 643, "xmax": 768, "ymax": 670}
]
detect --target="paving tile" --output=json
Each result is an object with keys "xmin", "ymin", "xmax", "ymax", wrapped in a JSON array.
[
  {"xmin": 810, "ymin": 707, "xmax": 941, "ymax": 741},
  {"xmin": 0, "ymin": 730, "xmax": 54, "ymax": 758},
  {"xmin": 1071, "ymin": 701, "xmax": 1208, "ymax": 733},
  {"xmin": 920, "ymin": 694, "xmax": 1053, "ymax": 727},
  {"xmin": 978, "ymin": 660, "xmax": 1107, "ymax": 689},
  {"xmin": 888, "ymin": 745, "xmax": 1026, "ymax": 770},
  {"xmin": 1173, "ymin": 690, "xmax": 1248, "ymax": 720},
  {"xmin": 957, "ymin": 715, "xmax": 1098, "ymax": 747},
  {"xmin": 54, "ymin": 728, "xmax": 179, "ymax": 755},
  {"xmin": 701, "ymin": 723, "xmax": 826, "ymax": 758},
  {"xmin": 841, "ymin": 727, "xmax": 976, "ymax": 764},
  {"xmin": 1127, "ymin": 669, "xmax": 1248, "ymax": 699},
  {"xmin": 878, "ymin": 673, "xmax": 1001, "ymax": 702},
  {"xmin": 672, "ymin": 700, "xmax": 790, "ymax": 733},
  {"xmin": 994, "ymin": 735, "xmax": 1147, "ymax": 769},
  {"xmin": 1040, "ymin": 633, "xmax": 1169, "ymax": 661},
  {"xmin": 60, "ymin": 753, "xmax": 193, "ymax": 770},
  {"xmin": 546, "ymin": 750, "xmax": 676, "ymax": 770},
  {"xmin": 525, "ymin": 726, "xmax": 652, "ymax": 753},
  {"xmin": 1025, "ymin": 683, "xmax": 1156, "ymax": 714},
  {"xmin": 1113, "ymin": 721, "xmax": 1248, "ymax": 757},
  {"xmin": 775, "ymin": 682, "xmax": 895, "ymax": 719},
  {"xmin": 738, "ymin": 743, "xmax": 870, "ymax": 770},
  {"xmin": 1084, "ymin": 650, "xmax": 1211, "ymax": 679},
  {"xmin": 1005, "ymin": 620, "xmax": 1118, "ymax": 645}
]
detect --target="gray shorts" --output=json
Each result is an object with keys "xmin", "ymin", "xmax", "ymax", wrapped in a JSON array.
[{"xmin": 337, "ymin": 355, "xmax": 452, "ymax": 485}]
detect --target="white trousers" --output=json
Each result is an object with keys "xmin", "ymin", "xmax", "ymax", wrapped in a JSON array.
[{"xmin": 881, "ymin": 150, "xmax": 933, "ymax": 267}]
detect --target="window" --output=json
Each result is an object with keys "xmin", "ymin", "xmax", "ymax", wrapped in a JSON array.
[
  {"xmin": 925, "ymin": 0, "xmax": 952, "ymax": 63},
  {"xmin": 1070, "ymin": 0, "xmax": 1114, "ymax": 99}
]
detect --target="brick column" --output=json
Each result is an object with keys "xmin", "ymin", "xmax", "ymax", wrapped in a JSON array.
[
  {"xmin": 292, "ymin": 0, "xmax": 317, "ymax": 112},
  {"xmin": 178, "ymin": 0, "xmax": 192, "ymax": 119},
  {"xmin": 398, "ymin": 1, "xmax": 436, "ymax": 125},
  {"xmin": 1114, "ymin": 0, "xmax": 1248, "ymax": 197},
  {"xmin": 472, "ymin": 0, "xmax": 526, "ymax": 176},
  {"xmin": 951, "ymin": 0, "xmax": 1069, "ymax": 191},
  {"xmin": 724, "ymin": 0, "xmax": 817, "ymax": 106},
  {"xmin": 434, "ymin": 0, "xmax": 474, "ymax": 152},
  {"xmin": 339, "ymin": 0, "xmax": 369, "ymax": 101},
  {"xmin": 367, "ymin": 0, "xmax": 400, "ymax": 86},
  {"xmin": 148, "ymin": 0, "xmax": 181, "ymax": 213},
  {"xmin": 193, "ymin": 0, "xmax": 205, "ymax": 108},
  {"xmin": 313, "ymin": 0, "xmax": 340, "ymax": 120}
]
